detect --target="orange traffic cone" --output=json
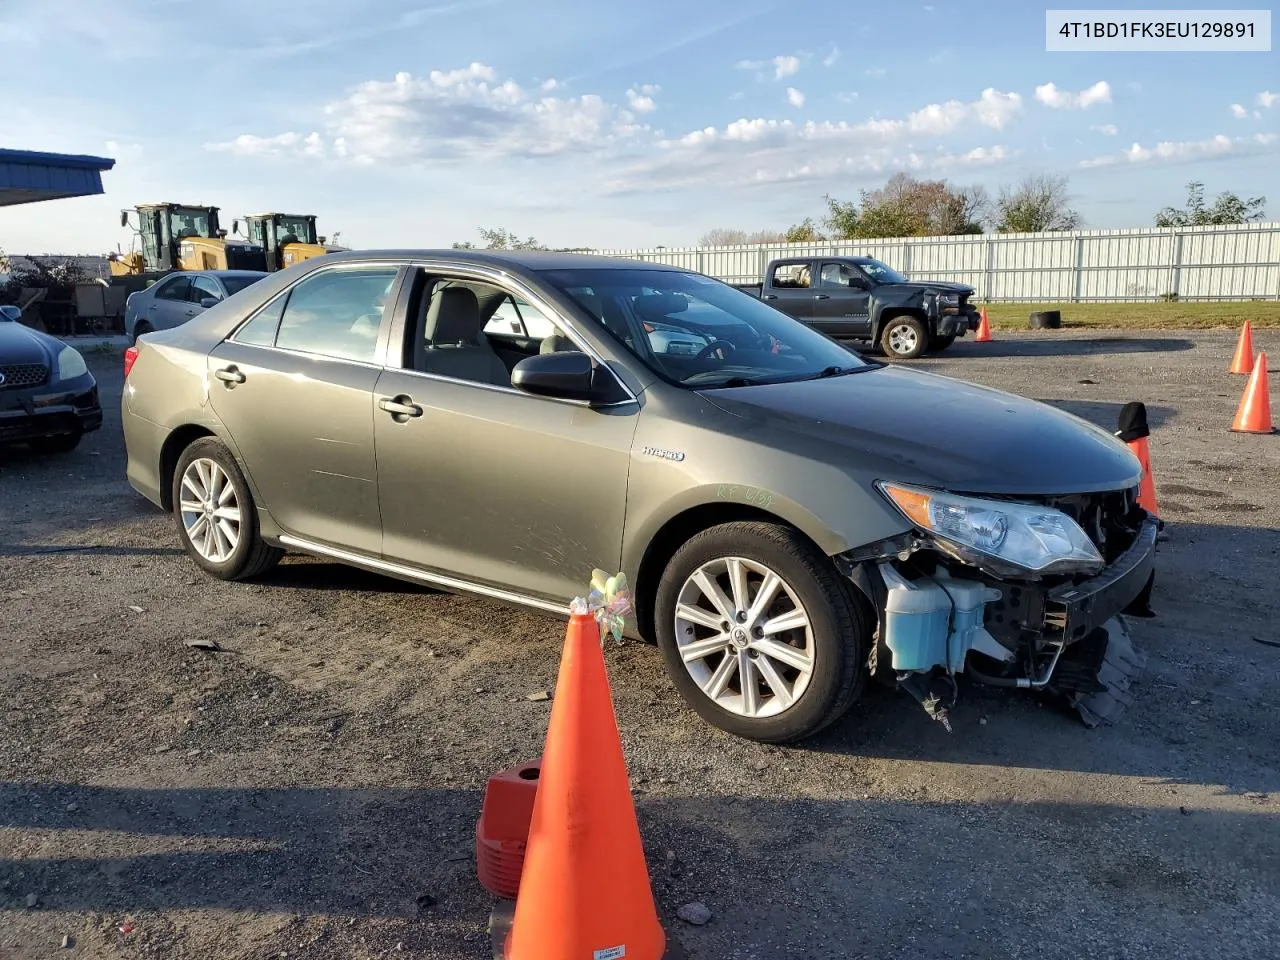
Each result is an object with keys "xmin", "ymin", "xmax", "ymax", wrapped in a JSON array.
[
  {"xmin": 1231, "ymin": 351, "xmax": 1275, "ymax": 434},
  {"xmin": 975, "ymin": 306, "xmax": 992, "ymax": 343},
  {"xmin": 1229, "ymin": 321, "xmax": 1255, "ymax": 375},
  {"xmin": 504, "ymin": 612, "xmax": 666, "ymax": 960},
  {"xmin": 1116, "ymin": 401, "xmax": 1159, "ymax": 516}
]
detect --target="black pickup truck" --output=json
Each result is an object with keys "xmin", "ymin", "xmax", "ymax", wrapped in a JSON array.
[{"xmin": 736, "ymin": 256, "xmax": 981, "ymax": 359}]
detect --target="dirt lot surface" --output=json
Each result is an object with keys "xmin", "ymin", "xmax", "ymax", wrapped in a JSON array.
[{"xmin": 2, "ymin": 329, "xmax": 1278, "ymax": 960}]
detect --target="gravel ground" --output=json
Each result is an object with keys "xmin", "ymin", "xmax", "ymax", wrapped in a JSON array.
[{"xmin": 1, "ymin": 329, "xmax": 1278, "ymax": 960}]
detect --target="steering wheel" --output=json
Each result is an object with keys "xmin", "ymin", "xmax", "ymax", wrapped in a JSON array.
[{"xmin": 694, "ymin": 339, "xmax": 736, "ymax": 361}]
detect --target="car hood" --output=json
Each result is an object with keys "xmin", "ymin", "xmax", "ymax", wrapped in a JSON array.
[
  {"xmin": 889, "ymin": 280, "xmax": 975, "ymax": 296},
  {"xmin": 0, "ymin": 320, "xmax": 59, "ymax": 365},
  {"xmin": 700, "ymin": 366, "xmax": 1141, "ymax": 496}
]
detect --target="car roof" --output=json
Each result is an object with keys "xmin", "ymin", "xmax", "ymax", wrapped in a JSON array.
[
  {"xmin": 191, "ymin": 269, "xmax": 269, "ymax": 278},
  {"xmin": 312, "ymin": 249, "xmax": 684, "ymax": 273}
]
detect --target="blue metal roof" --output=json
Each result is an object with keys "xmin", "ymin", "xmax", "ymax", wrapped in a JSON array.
[{"xmin": 0, "ymin": 148, "xmax": 116, "ymax": 206}]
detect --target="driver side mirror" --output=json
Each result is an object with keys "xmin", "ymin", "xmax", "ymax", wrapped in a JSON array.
[
  {"xmin": 511, "ymin": 351, "xmax": 598, "ymax": 403},
  {"xmin": 199, "ymin": 297, "xmax": 219, "ymax": 309}
]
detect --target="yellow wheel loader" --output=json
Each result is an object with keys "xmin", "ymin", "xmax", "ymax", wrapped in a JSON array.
[
  {"xmin": 236, "ymin": 213, "xmax": 344, "ymax": 272},
  {"xmin": 107, "ymin": 204, "xmax": 268, "ymax": 277}
]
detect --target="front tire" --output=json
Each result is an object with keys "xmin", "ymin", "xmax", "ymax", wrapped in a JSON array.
[
  {"xmin": 654, "ymin": 521, "xmax": 869, "ymax": 743},
  {"xmin": 172, "ymin": 437, "xmax": 282, "ymax": 581},
  {"xmin": 132, "ymin": 320, "xmax": 153, "ymax": 344},
  {"xmin": 879, "ymin": 315, "xmax": 928, "ymax": 360}
]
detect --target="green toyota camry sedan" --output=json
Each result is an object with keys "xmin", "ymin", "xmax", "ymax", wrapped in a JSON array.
[{"xmin": 122, "ymin": 250, "xmax": 1158, "ymax": 742}]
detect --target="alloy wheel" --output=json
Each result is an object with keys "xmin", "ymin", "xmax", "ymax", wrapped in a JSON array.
[
  {"xmin": 888, "ymin": 323, "xmax": 919, "ymax": 356},
  {"xmin": 179, "ymin": 457, "xmax": 242, "ymax": 563},
  {"xmin": 673, "ymin": 557, "xmax": 815, "ymax": 719}
]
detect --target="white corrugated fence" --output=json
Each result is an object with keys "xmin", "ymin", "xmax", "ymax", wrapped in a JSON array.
[{"xmin": 600, "ymin": 221, "xmax": 1280, "ymax": 302}]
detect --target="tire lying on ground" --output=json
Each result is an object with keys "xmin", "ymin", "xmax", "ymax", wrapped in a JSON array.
[{"xmin": 1028, "ymin": 310, "xmax": 1062, "ymax": 329}]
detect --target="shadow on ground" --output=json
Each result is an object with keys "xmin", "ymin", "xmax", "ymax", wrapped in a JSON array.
[
  {"xmin": 1036, "ymin": 398, "xmax": 1176, "ymax": 431},
  {"xmin": 256, "ymin": 558, "xmax": 441, "ymax": 595},
  {"xmin": 935, "ymin": 336, "xmax": 1198, "ymax": 359}
]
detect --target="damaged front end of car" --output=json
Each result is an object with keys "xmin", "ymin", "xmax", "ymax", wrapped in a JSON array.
[{"xmin": 835, "ymin": 481, "xmax": 1158, "ymax": 731}]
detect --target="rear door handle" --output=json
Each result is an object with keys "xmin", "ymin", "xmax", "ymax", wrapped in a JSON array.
[
  {"xmin": 379, "ymin": 396, "xmax": 423, "ymax": 419},
  {"xmin": 815, "ymin": 294, "xmax": 830, "ymax": 300},
  {"xmin": 764, "ymin": 294, "xmax": 778, "ymax": 300},
  {"xmin": 214, "ymin": 366, "xmax": 246, "ymax": 385}
]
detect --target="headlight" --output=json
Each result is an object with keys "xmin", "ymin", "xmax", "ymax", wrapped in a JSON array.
[
  {"xmin": 877, "ymin": 481, "xmax": 1103, "ymax": 575},
  {"xmin": 57, "ymin": 346, "xmax": 88, "ymax": 381}
]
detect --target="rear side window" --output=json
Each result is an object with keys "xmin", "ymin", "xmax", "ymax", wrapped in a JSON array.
[
  {"xmin": 155, "ymin": 276, "xmax": 192, "ymax": 301},
  {"xmin": 234, "ymin": 295, "xmax": 287, "ymax": 346},
  {"xmin": 771, "ymin": 262, "xmax": 810, "ymax": 289},
  {"xmin": 274, "ymin": 268, "xmax": 400, "ymax": 363}
]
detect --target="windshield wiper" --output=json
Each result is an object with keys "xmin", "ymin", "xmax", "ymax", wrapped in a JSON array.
[{"xmin": 720, "ymin": 376, "xmax": 760, "ymax": 387}]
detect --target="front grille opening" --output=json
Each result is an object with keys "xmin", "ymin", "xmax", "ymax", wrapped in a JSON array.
[{"xmin": 0, "ymin": 364, "xmax": 50, "ymax": 389}]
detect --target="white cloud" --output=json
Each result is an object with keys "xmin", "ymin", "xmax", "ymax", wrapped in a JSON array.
[
  {"xmin": 1090, "ymin": 123, "xmax": 1118, "ymax": 136},
  {"xmin": 1231, "ymin": 103, "xmax": 1249, "ymax": 119},
  {"xmin": 541, "ymin": 78, "xmax": 560, "ymax": 92},
  {"xmin": 787, "ymin": 87, "xmax": 805, "ymax": 108},
  {"xmin": 1034, "ymin": 80, "xmax": 1111, "ymax": 109},
  {"xmin": 823, "ymin": 46, "xmax": 840, "ymax": 67},
  {"xmin": 736, "ymin": 54, "xmax": 801, "ymax": 81},
  {"xmin": 627, "ymin": 83, "xmax": 659, "ymax": 114},
  {"xmin": 209, "ymin": 64, "xmax": 653, "ymax": 165},
  {"xmin": 612, "ymin": 87, "xmax": 1022, "ymax": 191},
  {"xmin": 1259, "ymin": 91, "xmax": 1278, "ymax": 108},
  {"xmin": 772, "ymin": 55, "xmax": 800, "ymax": 80},
  {"xmin": 865, "ymin": 66, "xmax": 886, "ymax": 78},
  {"xmin": 206, "ymin": 131, "xmax": 325, "ymax": 157},
  {"xmin": 836, "ymin": 91, "xmax": 859, "ymax": 103},
  {"xmin": 1079, "ymin": 132, "xmax": 1278, "ymax": 169}
]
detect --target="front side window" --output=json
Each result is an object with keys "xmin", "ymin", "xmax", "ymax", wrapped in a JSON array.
[
  {"xmin": 820, "ymin": 262, "xmax": 859, "ymax": 288},
  {"xmin": 274, "ymin": 267, "xmax": 400, "ymax": 363},
  {"xmin": 190, "ymin": 276, "xmax": 221, "ymax": 303},
  {"xmin": 541, "ymin": 268, "xmax": 872, "ymax": 389}
]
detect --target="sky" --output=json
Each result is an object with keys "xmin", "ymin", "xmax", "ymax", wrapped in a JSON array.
[{"xmin": 1, "ymin": 0, "xmax": 1277, "ymax": 254}]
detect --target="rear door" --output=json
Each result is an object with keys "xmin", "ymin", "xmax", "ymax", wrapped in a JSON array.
[
  {"xmin": 812, "ymin": 261, "xmax": 872, "ymax": 337},
  {"xmin": 761, "ymin": 260, "xmax": 815, "ymax": 320},
  {"xmin": 147, "ymin": 275, "xmax": 192, "ymax": 330},
  {"xmin": 206, "ymin": 263, "xmax": 405, "ymax": 555}
]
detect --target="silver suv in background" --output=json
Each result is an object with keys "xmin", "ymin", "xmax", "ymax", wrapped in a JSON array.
[{"xmin": 124, "ymin": 270, "xmax": 267, "ymax": 342}]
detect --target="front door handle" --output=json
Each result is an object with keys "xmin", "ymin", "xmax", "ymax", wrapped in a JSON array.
[
  {"xmin": 214, "ymin": 366, "xmax": 246, "ymax": 385},
  {"xmin": 379, "ymin": 396, "xmax": 423, "ymax": 419},
  {"xmin": 815, "ymin": 294, "xmax": 830, "ymax": 300},
  {"xmin": 764, "ymin": 294, "xmax": 778, "ymax": 300}
]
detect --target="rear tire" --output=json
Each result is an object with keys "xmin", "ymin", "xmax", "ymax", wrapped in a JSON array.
[
  {"xmin": 879, "ymin": 315, "xmax": 928, "ymax": 360},
  {"xmin": 172, "ymin": 437, "xmax": 283, "ymax": 581},
  {"xmin": 928, "ymin": 333, "xmax": 957, "ymax": 352},
  {"xmin": 654, "ymin": 521, "xmax": 869, "ymax": 743}
]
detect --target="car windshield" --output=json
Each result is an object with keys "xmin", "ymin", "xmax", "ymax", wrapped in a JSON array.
[
  {"xmin": 221, "ymin": 276, "xmax": 264, "ymax": 296},
  {"xmin": 540, "ymin": 268, "xmax": 872, "ymax": 388},
  {"xmin": 855, "ymin": 258, "xmax": 909, "ymax": 284}
]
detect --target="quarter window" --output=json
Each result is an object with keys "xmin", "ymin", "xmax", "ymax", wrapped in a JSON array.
[{"xmin": 274, "ymin": 268, "xmax": 400, "ymax": 363}]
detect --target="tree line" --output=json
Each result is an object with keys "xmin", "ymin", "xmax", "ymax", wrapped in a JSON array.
[{"xmin": 451, "ymin": 177, "xmax": 1267, "ymax": 252}]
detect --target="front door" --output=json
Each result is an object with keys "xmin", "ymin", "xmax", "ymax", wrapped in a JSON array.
[
  {"xmin": 373, "ymin": 269, "xmax": 637, "ymax": 604},
  {"xmin": 812, "ymin": 261, "xmax": 872, "ymax": 337},
  {"xmin": 207, "ymin": 264, "xmax": 403, "ymax": 554},
  {"xmin": 148, "ymin": 274, "xmax": 192, "ymax": 331}
]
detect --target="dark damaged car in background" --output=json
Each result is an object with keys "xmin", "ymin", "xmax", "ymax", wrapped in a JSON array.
[
  {"xmin": 1, "ymin": 304, "xmax": 102, "ymax": 453},
  {"xmin": 119, "ymin": 250, "xmax": 1157, "ymax": 742}
]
